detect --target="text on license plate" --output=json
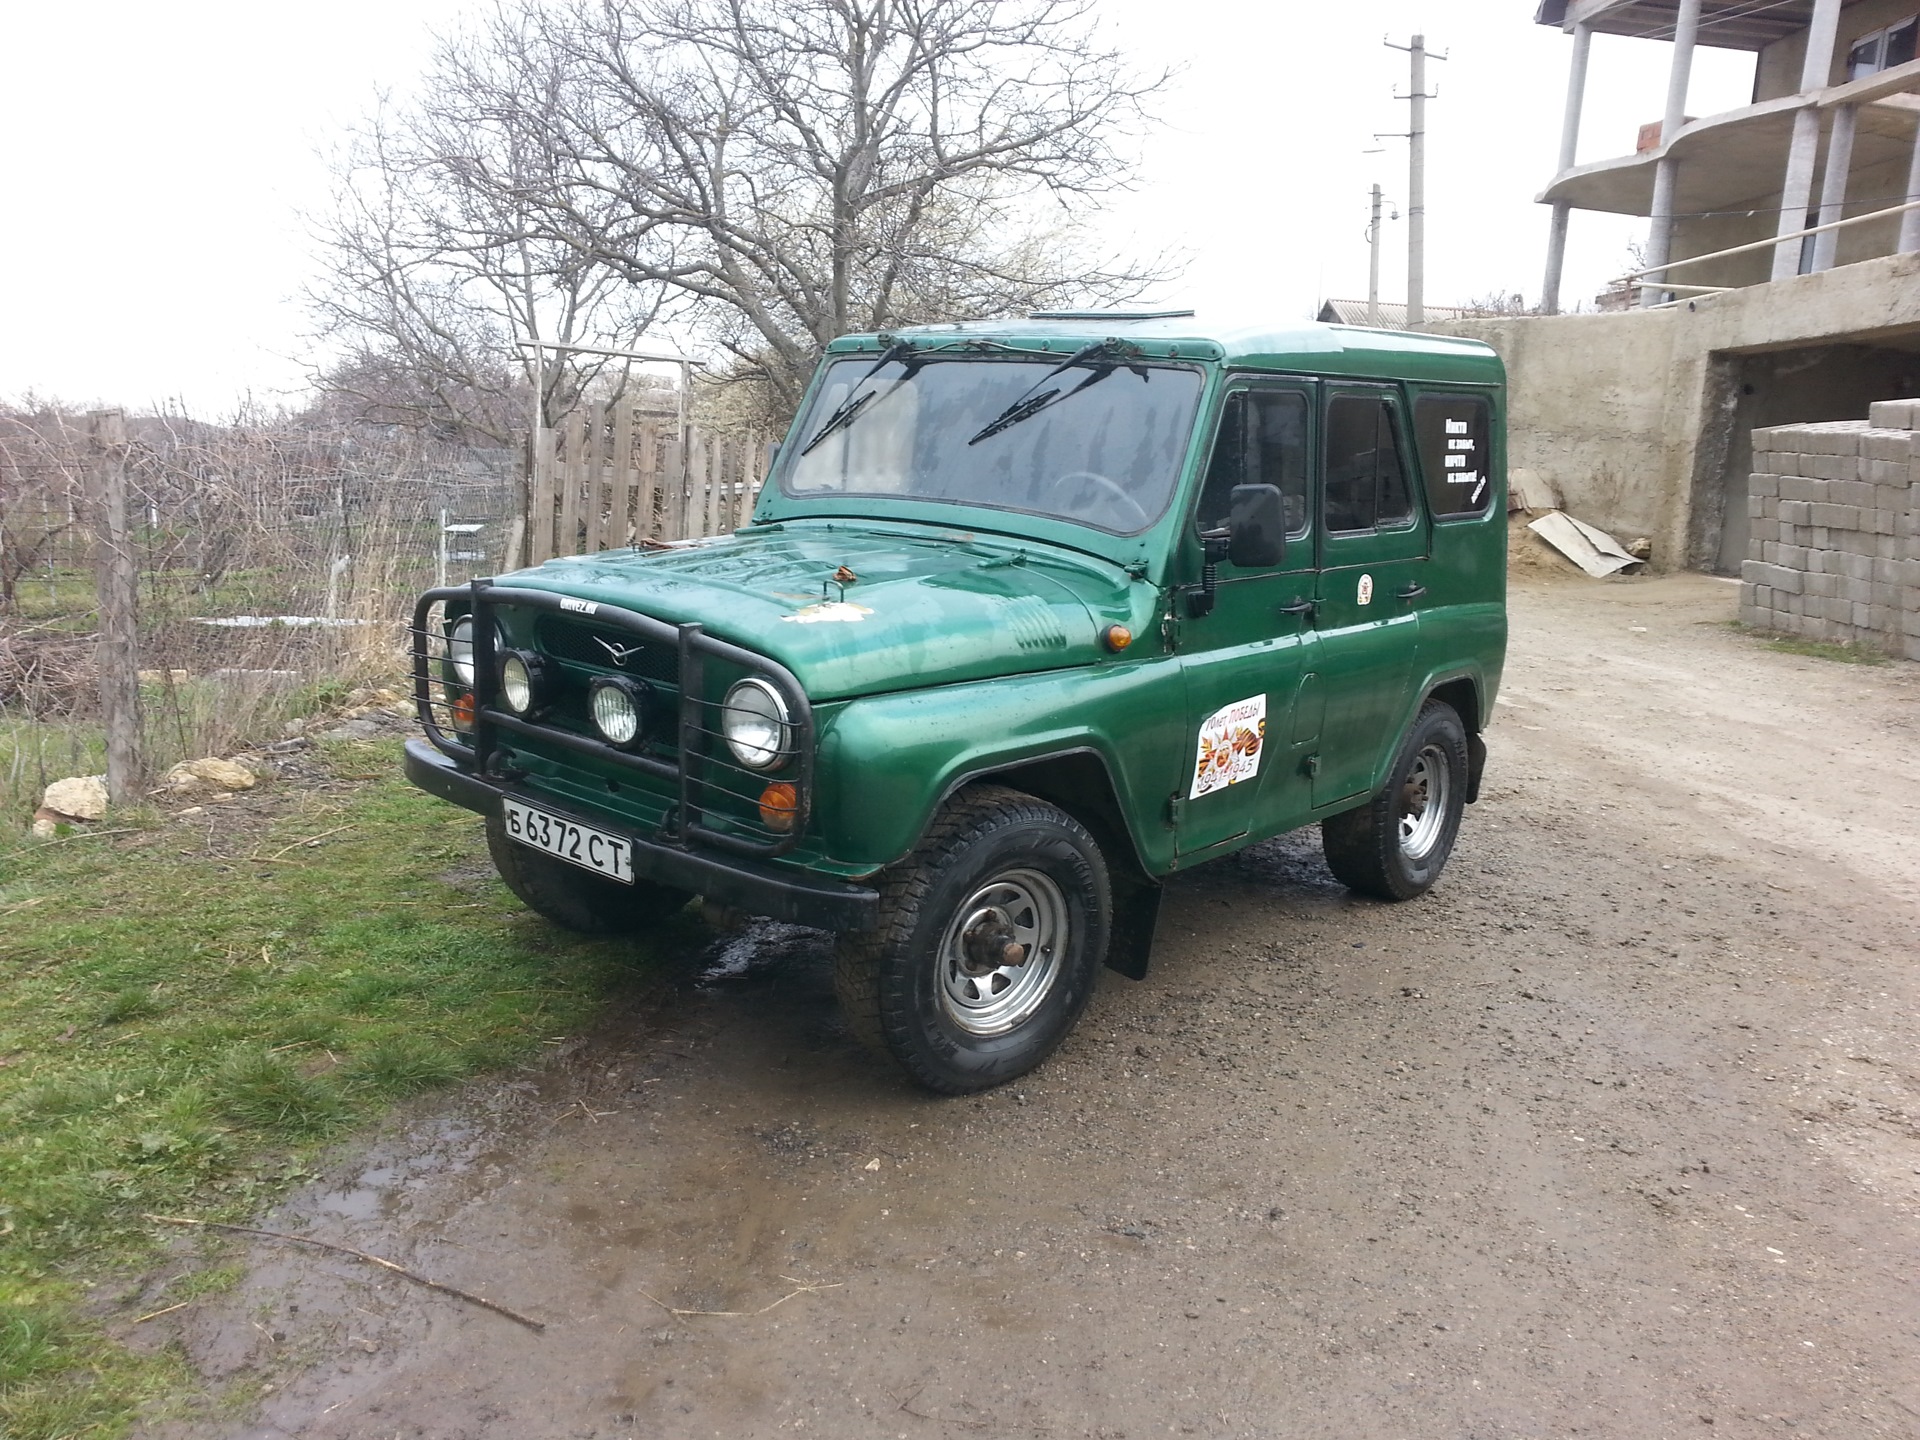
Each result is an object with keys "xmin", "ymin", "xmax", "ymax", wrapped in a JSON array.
[{"xmin": 501, "ymin": 798, "xmax": 633, "ymax": 883}]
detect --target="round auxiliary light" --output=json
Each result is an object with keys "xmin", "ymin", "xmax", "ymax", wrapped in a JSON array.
[
  {"xmin": 588, "ymin": 675, "xmax": 649, "ymax": 748},
  {"xmin": 499, "ymin": 650, "xmax": 545, "ymax": 716},
  {"xmin": 445, "ymin": 615, "xmax": 502, "ymax": 687},
  {"xmin": 721, "ymin": 678, "xmax": 792, "ymax": 771},
  {"xmin": 758, "ymin": 781, "xmax": 800, "ymax": 833}
]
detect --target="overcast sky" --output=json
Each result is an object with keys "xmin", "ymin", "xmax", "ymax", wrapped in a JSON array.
[{"xmin": 2, "ymin": 0, "xmax": 1755, "ymax": 414}]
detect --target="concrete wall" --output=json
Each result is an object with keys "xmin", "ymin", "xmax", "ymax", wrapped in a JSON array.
[
  {"xmin": 1741, "ymin": 401, "xmax": 1920, "ymax": 658},
  {"xmin": 1421, "ymin": 251, "xmax": 1920, "ymax": 571},
  {"xmin": 1754, "ymin": 0, "xmax": 1910, "ymax": 101}
]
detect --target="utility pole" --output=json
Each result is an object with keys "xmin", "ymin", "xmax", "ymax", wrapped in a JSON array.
[
  {"xmin": 1383, "ymin": 34, "xmax": 1445, "ymax": 324},
  {"xmin": 1368, "ymin": 184, "xmax": 1384, "ymax": 327}
]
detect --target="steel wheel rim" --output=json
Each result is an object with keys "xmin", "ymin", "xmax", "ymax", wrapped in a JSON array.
[
  {"xmin": 1398, "ymin": 745, "xmax": 1451, "ymax": 861},
  {"xmin": 937, "ymin": 869, "xmax": 1069, "ymax": 1036}
]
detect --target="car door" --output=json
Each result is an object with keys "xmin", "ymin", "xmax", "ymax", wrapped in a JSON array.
[
  {"xmin": 1310, "ymin": 385, "xmax": 1430, "ymax": 808},
  {"xmin": 1176, "ymin": 380, "xmax": 1321, "ymax": 857}
]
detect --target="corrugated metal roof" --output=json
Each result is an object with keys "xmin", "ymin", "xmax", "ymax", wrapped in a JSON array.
[{"xmin": 1314, "ymin": 300, "xmax": 1474, "ymax": 327}]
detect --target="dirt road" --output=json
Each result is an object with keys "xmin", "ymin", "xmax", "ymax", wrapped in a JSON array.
[{"xmin": 138, "ymin": 574, "xmax": 1920, "ymax": 1440}]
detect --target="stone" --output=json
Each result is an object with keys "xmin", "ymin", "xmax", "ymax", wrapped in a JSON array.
[
  {"xmin": 42, "ymin": 775, "xmax": 108, "ymax": 821},
  {"xmin": 162, "ymin": 757, "xmax": 259, "ymax": 795}
]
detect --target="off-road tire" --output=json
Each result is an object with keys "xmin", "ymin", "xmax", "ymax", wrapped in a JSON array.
[
  {"xmin": 833, "ymin": 784, "xmax": 1110, "ymax": 1094},
  {"xmin": 1320, "ymin": 699, "xmax": 1469, "ymax": 902},
  {"xmin": 485, "ymin": 813, "xmax": 692, "ymax": 934}
]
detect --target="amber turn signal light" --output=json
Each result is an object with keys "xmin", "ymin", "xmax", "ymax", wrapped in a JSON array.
[
  {"xmin": 758, "ymin": 781, "xmax": 800, "ymax": 832},
  {"xmin": 1103, "ymin": 624, "xmax": 1133, "ymax": 652},
  {"xmin": 451, "ymin": 690, "xmax": 477, "ymax": 732}
]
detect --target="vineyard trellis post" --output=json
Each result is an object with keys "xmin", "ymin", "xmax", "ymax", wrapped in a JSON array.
[{"xmin": 87, "ymin": 409, "xmax": 143, "ymax": 801}]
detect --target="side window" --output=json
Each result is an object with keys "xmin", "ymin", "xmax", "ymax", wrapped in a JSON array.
[
  {"xmin": 1196, "ymin": 388, "xmax": 1309, "ymax": 539},
  {"xmin": 1324, "ymin": 394, "xmax": 1412, "ymax": 533},
  {"xmin": 1413, "ymin": 394, "xmax": 1494, "ymax": 519}
]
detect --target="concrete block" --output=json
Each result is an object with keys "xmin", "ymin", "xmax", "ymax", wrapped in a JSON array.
[
  {"xmin": 1824, "ymin": 595, "xmax": 1854, "ymax": 623},
  {"xmin": 1903, "ymin": 635, "xmax": 1920, "ymax": 662},
  {"xmin": 1750, "ymin": 519, "xmax": 1778, "ymax": 548},
  {"xmin": 1749, "ymin": 471, "xmax": 1781, "ymax": 498},
  {"xmin": 1852, "ymin": 602, "xmax": 1873, "ymax": 629},
  {"xmin": 1841, "ymin": 551, "xmax": 1875, "ymax": 582},
  {"xmin": 1807, "ymin": 454, "xmax": 1859, "ymax": 482},
  {"xmin": 1863, "ymin": 428, "xmax": 1911, "ymax": 462},
  {"xmin": 1838, "ymin": 479, "xmax": 1876, "ymax": 508},
  {"xmin": 1746, "ymin": 493, "xmax": 1765, "ymax": 520},
  {"xmin": 1868, "ymin": 398, "xmax": 1920, "ymax": 430},
  {"xmin": 1869, "ymin": 459, "xmax": 1908, "ymax": 486},
  {"xmin": 1739, "ymin": 602, "xmax": 1766, "ymax": 628},
  {"xmin": 1868, "ymin": 604, "xmax": 1894, "ymax": 635},
  {"xmin": 1903, "ymin": 609, "xmax": 1920, "ymax": 638},
  {"xmin": 1778, "ymin": 498, "xmax": 1812, "ymax": 524},
  {"xmin": 1810, "ymin": 502, "xmax": 1859, "ymax": 529},
  {"xmin": 1776, "ymin": 543, "xmax": 1809, "ymax": 569},
  {"xmin": 1811, "ymin": 527, "xmax": 1831, "ymax": 548},
  {"xmin": 1754, "ymin": 585, "xmax": 1774, "ymax": 611},
  {"xmin": 1872, "ymin": 508, "xmax": 1896, "ymax": 535},
  {"xmin": 1872, "ymin": 581, "xmax": 1898, "ymax": 608},
  {"xmin": 1844, "ymin": 576, "xmax": 1874, "ymax": 604},
  {"xmin": 1743, "ymin": 560, "xmax": 1801, "ymax": 593},
  {"xmin": 1805, "ymin": 571, "xmax": 1838, "ymax": 598}
]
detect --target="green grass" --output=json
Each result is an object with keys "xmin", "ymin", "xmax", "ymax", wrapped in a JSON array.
[
  {"xmin": 1722, "ymin": 620, "xmax": 1893, "ymax": 665},
  {"xmin": 0, "ymin": 739, "xmax": 693, "ymax": 1438}
]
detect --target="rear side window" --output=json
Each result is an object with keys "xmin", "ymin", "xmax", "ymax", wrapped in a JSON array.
[
  {"xmin": 1196, "ymin": 389, "xmax": 1310, "ymax": 536},
  {"xmin": 1413, "ymin": 394, "xmax": 1494, "ymax": 519},
  {"xmin": 1324, "ymin": 395, "xmax": 1412, "ymax": 533}
]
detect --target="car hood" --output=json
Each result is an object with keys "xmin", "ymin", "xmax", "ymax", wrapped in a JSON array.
[{"xmin": 500, "ymin": 523, "xmax": 1147, "ymax": 699}]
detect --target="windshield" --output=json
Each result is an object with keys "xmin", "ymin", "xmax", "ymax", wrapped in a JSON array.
[{"xmin": 778, "ymin": 355, "xmax": 1204, "ymax": 535}]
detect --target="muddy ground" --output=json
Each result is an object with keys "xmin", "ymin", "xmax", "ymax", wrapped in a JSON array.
[{"xmin": 132, "ymin": 573, "xmax": 1920, "ymax": 1440}]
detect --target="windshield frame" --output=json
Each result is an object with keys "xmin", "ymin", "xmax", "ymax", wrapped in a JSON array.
[{"xmin": 767, "ymin": 352, "xmax": 1209, "ymax": 541}]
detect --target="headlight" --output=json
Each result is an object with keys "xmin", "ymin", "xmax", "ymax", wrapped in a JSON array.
[
  {"xmin": 588, "ymin": 675, "xmax": 651, "ymax": 748},
  {"xmin": 500, "ymin": 651, "xmax": 546, "ymax": 715},
  {"xmin": 721, "ymin": 678, "xmax": 792, "ymax": 771},
  {"xmin": 444, "ymin": 615, "xmax": 500, "ymax": 687}
]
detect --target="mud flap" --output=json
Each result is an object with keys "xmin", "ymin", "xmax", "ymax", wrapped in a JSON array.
[
  {"xmin": 1466, "ymin": 731, "xmax": 1487, "ymax": 804},
  {"xmin": 1104, "ymin": 877, "xmax": 1163, "ymax": 981}
]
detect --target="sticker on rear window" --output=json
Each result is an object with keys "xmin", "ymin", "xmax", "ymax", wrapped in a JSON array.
[{"xmin": 1190, "ymin": 694, "xmax": 1267, "ymax": 799}]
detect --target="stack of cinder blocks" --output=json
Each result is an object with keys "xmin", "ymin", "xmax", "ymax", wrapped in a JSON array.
[{"xmin": 1741, "ymin": 398, "xmax": 1920, "ymax": 660}]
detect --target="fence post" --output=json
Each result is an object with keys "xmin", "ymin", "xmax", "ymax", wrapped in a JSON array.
[{"xmin": 87, "ymin": 410, "xmax": 143, "ymax": 803}]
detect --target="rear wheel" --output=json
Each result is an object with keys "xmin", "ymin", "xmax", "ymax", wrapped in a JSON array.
[
  {"xmin": 834, "ymin": 785, "xmax": 1109, "ymax": 1094},
  {"xmin": 485, "ymin": 813, "xmax": 692, "ymax": 934},
  {"xmin": 1320, "ymin": 700, "xmax": 1469, "ymax": 901}
]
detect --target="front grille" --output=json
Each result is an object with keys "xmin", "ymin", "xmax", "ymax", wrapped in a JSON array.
[
  {"xmin": 536, "ymin": 617, "xmax": 680, "ymax": 686},
  {"xmin": 412, "ymin": 583, "xmax": 813, "ymax": 859}
]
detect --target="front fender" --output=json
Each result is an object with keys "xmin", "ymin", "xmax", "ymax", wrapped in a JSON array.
[{"xmin": 811, "ymin": 660, "xmax": 1188, "ymax": 876}]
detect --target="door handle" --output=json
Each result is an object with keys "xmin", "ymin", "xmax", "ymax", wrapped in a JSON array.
[
  {"xmin": 1396, "ymin": 583, "xmax": 1427, "ymax": 602},
  {"xmin": 1278, "ymin": 597, "xmax": 1317, "ymax": 618}
]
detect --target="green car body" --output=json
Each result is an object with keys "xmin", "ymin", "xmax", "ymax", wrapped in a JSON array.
[{"xmin": 406, "ymin": 312, "xmax": 1505, "ymax": 1087}]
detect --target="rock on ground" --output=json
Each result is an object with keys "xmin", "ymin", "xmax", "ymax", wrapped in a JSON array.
[{"xmin": 41, "ymin": 775, "xmax": 108, "ymax": 821}]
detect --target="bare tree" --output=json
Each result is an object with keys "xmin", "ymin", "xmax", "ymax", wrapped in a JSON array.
[
  {"xmin": 309, "ymin": 8, "xmax": 670, "ymax": 443},
  {"xmin": 316, "ymin": 0, "xmax": 1171, "ymax": 424}
]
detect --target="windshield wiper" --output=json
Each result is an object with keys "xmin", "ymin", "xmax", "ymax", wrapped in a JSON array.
[
  {"xmin": 965, "ymin": 338, "xmax": 1147, "ymax": 446},
  {"xmin": 798, "ymin": 338, "xmax": 920, "ymax": 456}
]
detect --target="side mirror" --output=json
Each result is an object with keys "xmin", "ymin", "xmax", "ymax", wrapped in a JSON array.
[{"xmin": 1227, "ymin": 483, "xmax": 1286, "ymax": 568}]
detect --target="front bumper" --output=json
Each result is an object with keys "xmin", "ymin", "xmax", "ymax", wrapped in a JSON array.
[{"xmin": 405, "ymin": 740, "xmax": 879, "ymax": 931}]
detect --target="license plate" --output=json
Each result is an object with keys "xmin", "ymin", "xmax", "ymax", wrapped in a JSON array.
[{"xmin": 501, "ymin": 798, "xmax": 633, "ymax": 884}]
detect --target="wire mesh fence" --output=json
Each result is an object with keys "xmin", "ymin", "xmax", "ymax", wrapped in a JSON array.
[{"xmin": 0, "ymin": 408, "xmax": 518, "ymax": 822}]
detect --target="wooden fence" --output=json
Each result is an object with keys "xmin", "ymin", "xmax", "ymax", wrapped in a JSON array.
[{"xmin": 523, "ymin": 401, "xmax": 771, "ymax": 564}]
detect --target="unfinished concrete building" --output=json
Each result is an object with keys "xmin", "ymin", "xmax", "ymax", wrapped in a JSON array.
[{"xmin": 1425, "ymin": 0, "xmax": 1920, "ymax": 628}]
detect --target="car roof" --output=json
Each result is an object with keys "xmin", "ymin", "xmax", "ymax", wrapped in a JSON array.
[{"xmin": 825, "ymin": 312, "xmax": 1503, "ymax": 387}]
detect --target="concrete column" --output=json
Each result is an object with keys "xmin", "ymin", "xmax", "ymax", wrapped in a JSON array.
[
  {"xmin": 1541, "ymin": 21, "xmax": 1593, "ymax": 315},
  {"xmin": 1772, "ymin": 0, "xmax": 1845, "ymax": 280},
  {"xmin": 1639, "ymin": 0, "xmax": 1700, "ymax": 308},
  {"xmin": 1900, "ymin": 124, "xmax": 1920, "ymax": 252},
  {"xmin": 1810, "ymin": 103, "xmax": 1858, "ymax": 271}
]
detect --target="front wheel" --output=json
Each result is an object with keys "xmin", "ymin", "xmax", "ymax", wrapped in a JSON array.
[
  {"xmin": 834, "ymin": 785, "xmax": 1109, "ymax": 1094},
  {"xmin": 485, "ymin": 813, "xmax": 692, "ymax": 934},
  {"xmin": 1320, "ymin": 700, "xmax": 1470, "ymax": 901}
]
